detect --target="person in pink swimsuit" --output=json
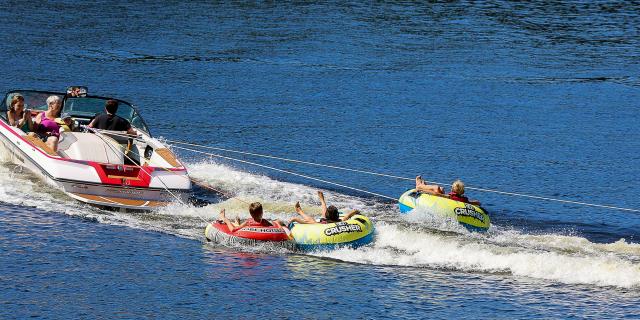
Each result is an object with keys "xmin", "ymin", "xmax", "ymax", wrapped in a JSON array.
[{"xmin": 34, "ymin": 95, "xmax": 62, "ymax": 152}]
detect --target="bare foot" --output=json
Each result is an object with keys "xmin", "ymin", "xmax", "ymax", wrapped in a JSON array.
[
  {"xmin": 219, "ymin": 208, "xmax": 226, "ymax": 220},
  {"xmin": 295, "ymin": 202, "xmax": 303, "ymax": 214}
]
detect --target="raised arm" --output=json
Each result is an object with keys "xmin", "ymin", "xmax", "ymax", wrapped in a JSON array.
[
  {"xmin": 318, "ymin": 191, "xmax": 327, "ymax": 219},
  {"xmin": 340, "ymin": 209, "xmax": 361, "ymax": 221}
]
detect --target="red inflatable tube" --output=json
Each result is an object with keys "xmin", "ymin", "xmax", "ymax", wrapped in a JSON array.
[{"xmin": 205, "ymin": 221, "xmax": 291, "ymax": 242}]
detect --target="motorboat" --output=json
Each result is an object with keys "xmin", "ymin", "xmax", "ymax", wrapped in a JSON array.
[{"xmin": 0, "ymin": 87, "xmax": 191, "ymax": 210}]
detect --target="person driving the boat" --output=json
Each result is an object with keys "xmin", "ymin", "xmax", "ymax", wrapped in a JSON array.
[
  {"xmin": 7, "ymin": 94, "xmax": 33, "ymax": 133},
  {"xmin": 88, "ymin": 99, "xmax": 137, "ymax": 135},
  {"xmin": 415, "ymin": 176, "xmax": 481, "ymax": 205},
  {"xmin": 289, "ymin": 191, "xmax": 360, "ymax": 225},
  {"xmin": 34, "ymin": 95, "xmax": 62, "ymax": 152},
  {"xmin": 218, "ymin": 202, "xmax": 283, "ymax": 232}
]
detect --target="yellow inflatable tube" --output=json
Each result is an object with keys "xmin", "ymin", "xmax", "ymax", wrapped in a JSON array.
[
  {"xmin": 398, "ymin": 189, "xmax": 490, "ymax": 232},
  {"xmin": 288, "ymin": 214, "xmax": 375, "ymax": 250}
]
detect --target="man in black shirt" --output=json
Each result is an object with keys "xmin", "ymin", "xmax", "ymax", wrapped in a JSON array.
[{"xmin": 88, "ymin": 99, "xmax": 137, "ymax": 135}]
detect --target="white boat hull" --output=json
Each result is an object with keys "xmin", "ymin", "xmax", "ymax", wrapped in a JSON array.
[{"xmin": 0, "ymin": 122, "xmax": 191, "ymax": 210}]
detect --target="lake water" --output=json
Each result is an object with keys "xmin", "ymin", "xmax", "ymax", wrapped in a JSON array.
[{"xmin": 1, "ymin": 1, "xmax": 639, "ymax": 319}]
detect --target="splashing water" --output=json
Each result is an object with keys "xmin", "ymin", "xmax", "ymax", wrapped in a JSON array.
[
  {"xmin": 1, "ymin": 159, "xmax": 639, "ymax": 288},
  {"xmin": 315, "ymin": 223, "xmax": 640, "ymax": 288}
]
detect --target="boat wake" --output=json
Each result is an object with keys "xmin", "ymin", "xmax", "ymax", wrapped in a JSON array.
[
  {"xmin": 316, "ymin": 224, "xmax": 640, "ymax": 288},
  {"xmin": 1, "ymin": 159, "xmax": 639, "ymax": 289}
]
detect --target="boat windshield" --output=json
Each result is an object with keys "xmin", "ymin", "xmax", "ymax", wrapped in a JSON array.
[
  {"xmin": 2, "ymin": 90, "xmax": 150, "ymax": 135},
  {"xmin": 64, "ymin": 97, "xmax": 149, "ymax": 134}
]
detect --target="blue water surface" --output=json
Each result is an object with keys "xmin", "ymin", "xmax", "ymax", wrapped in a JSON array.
[{"xmin": 1, "ymin": 205, "xmax": 638, "ymax": 319}]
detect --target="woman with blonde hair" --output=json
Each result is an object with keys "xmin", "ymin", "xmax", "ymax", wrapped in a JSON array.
[
  {"xmin": 415, "ymin": 176, "xmax": 481, "ymax": 205},
  {"xmin": 34, "ymin": 95, "xmax": 62, "ymax": 152},
  {"xmin": 6, "ymin": 94, "xmax": 33, "ymax": 132}
]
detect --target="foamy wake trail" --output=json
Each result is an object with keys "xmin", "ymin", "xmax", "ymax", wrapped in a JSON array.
[
  {"xmin": 315, "ymin": 223, "xmax": 640, "ymax": 288},
  {"xmin": 2, "ymin": 159, "xmax": 640, "ymax": 288},
  {"xmin": 488, "ymin": 228, "xmax": 640, "ymax": 259},
  {"xmin": 0, "ymin": 164, "xmax": 90, "ymax": 216},
  {"xmin": 187, "ymin": 161, "xmax": 391, "ymax": 216},
  {"xmin": 186, "ymin": 162, "xmax": 640, "ymax": 288}
]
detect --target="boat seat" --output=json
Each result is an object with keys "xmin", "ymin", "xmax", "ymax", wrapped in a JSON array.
[{"xmin": 57, "ymin": 132, "xmax": 124, "ymax": 164}]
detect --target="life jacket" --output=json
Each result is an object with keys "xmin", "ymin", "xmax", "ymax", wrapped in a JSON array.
[
  {"xmin": 448, "ymin": 192, "xmax": 469, "ymax": 203},
  {"xmin": 55, "ymin": 118, "xmax": 72, "ymax": 132},
  {"xmin": 244, "ymin": 218, "xmax": 273, "ymax": 227}
]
